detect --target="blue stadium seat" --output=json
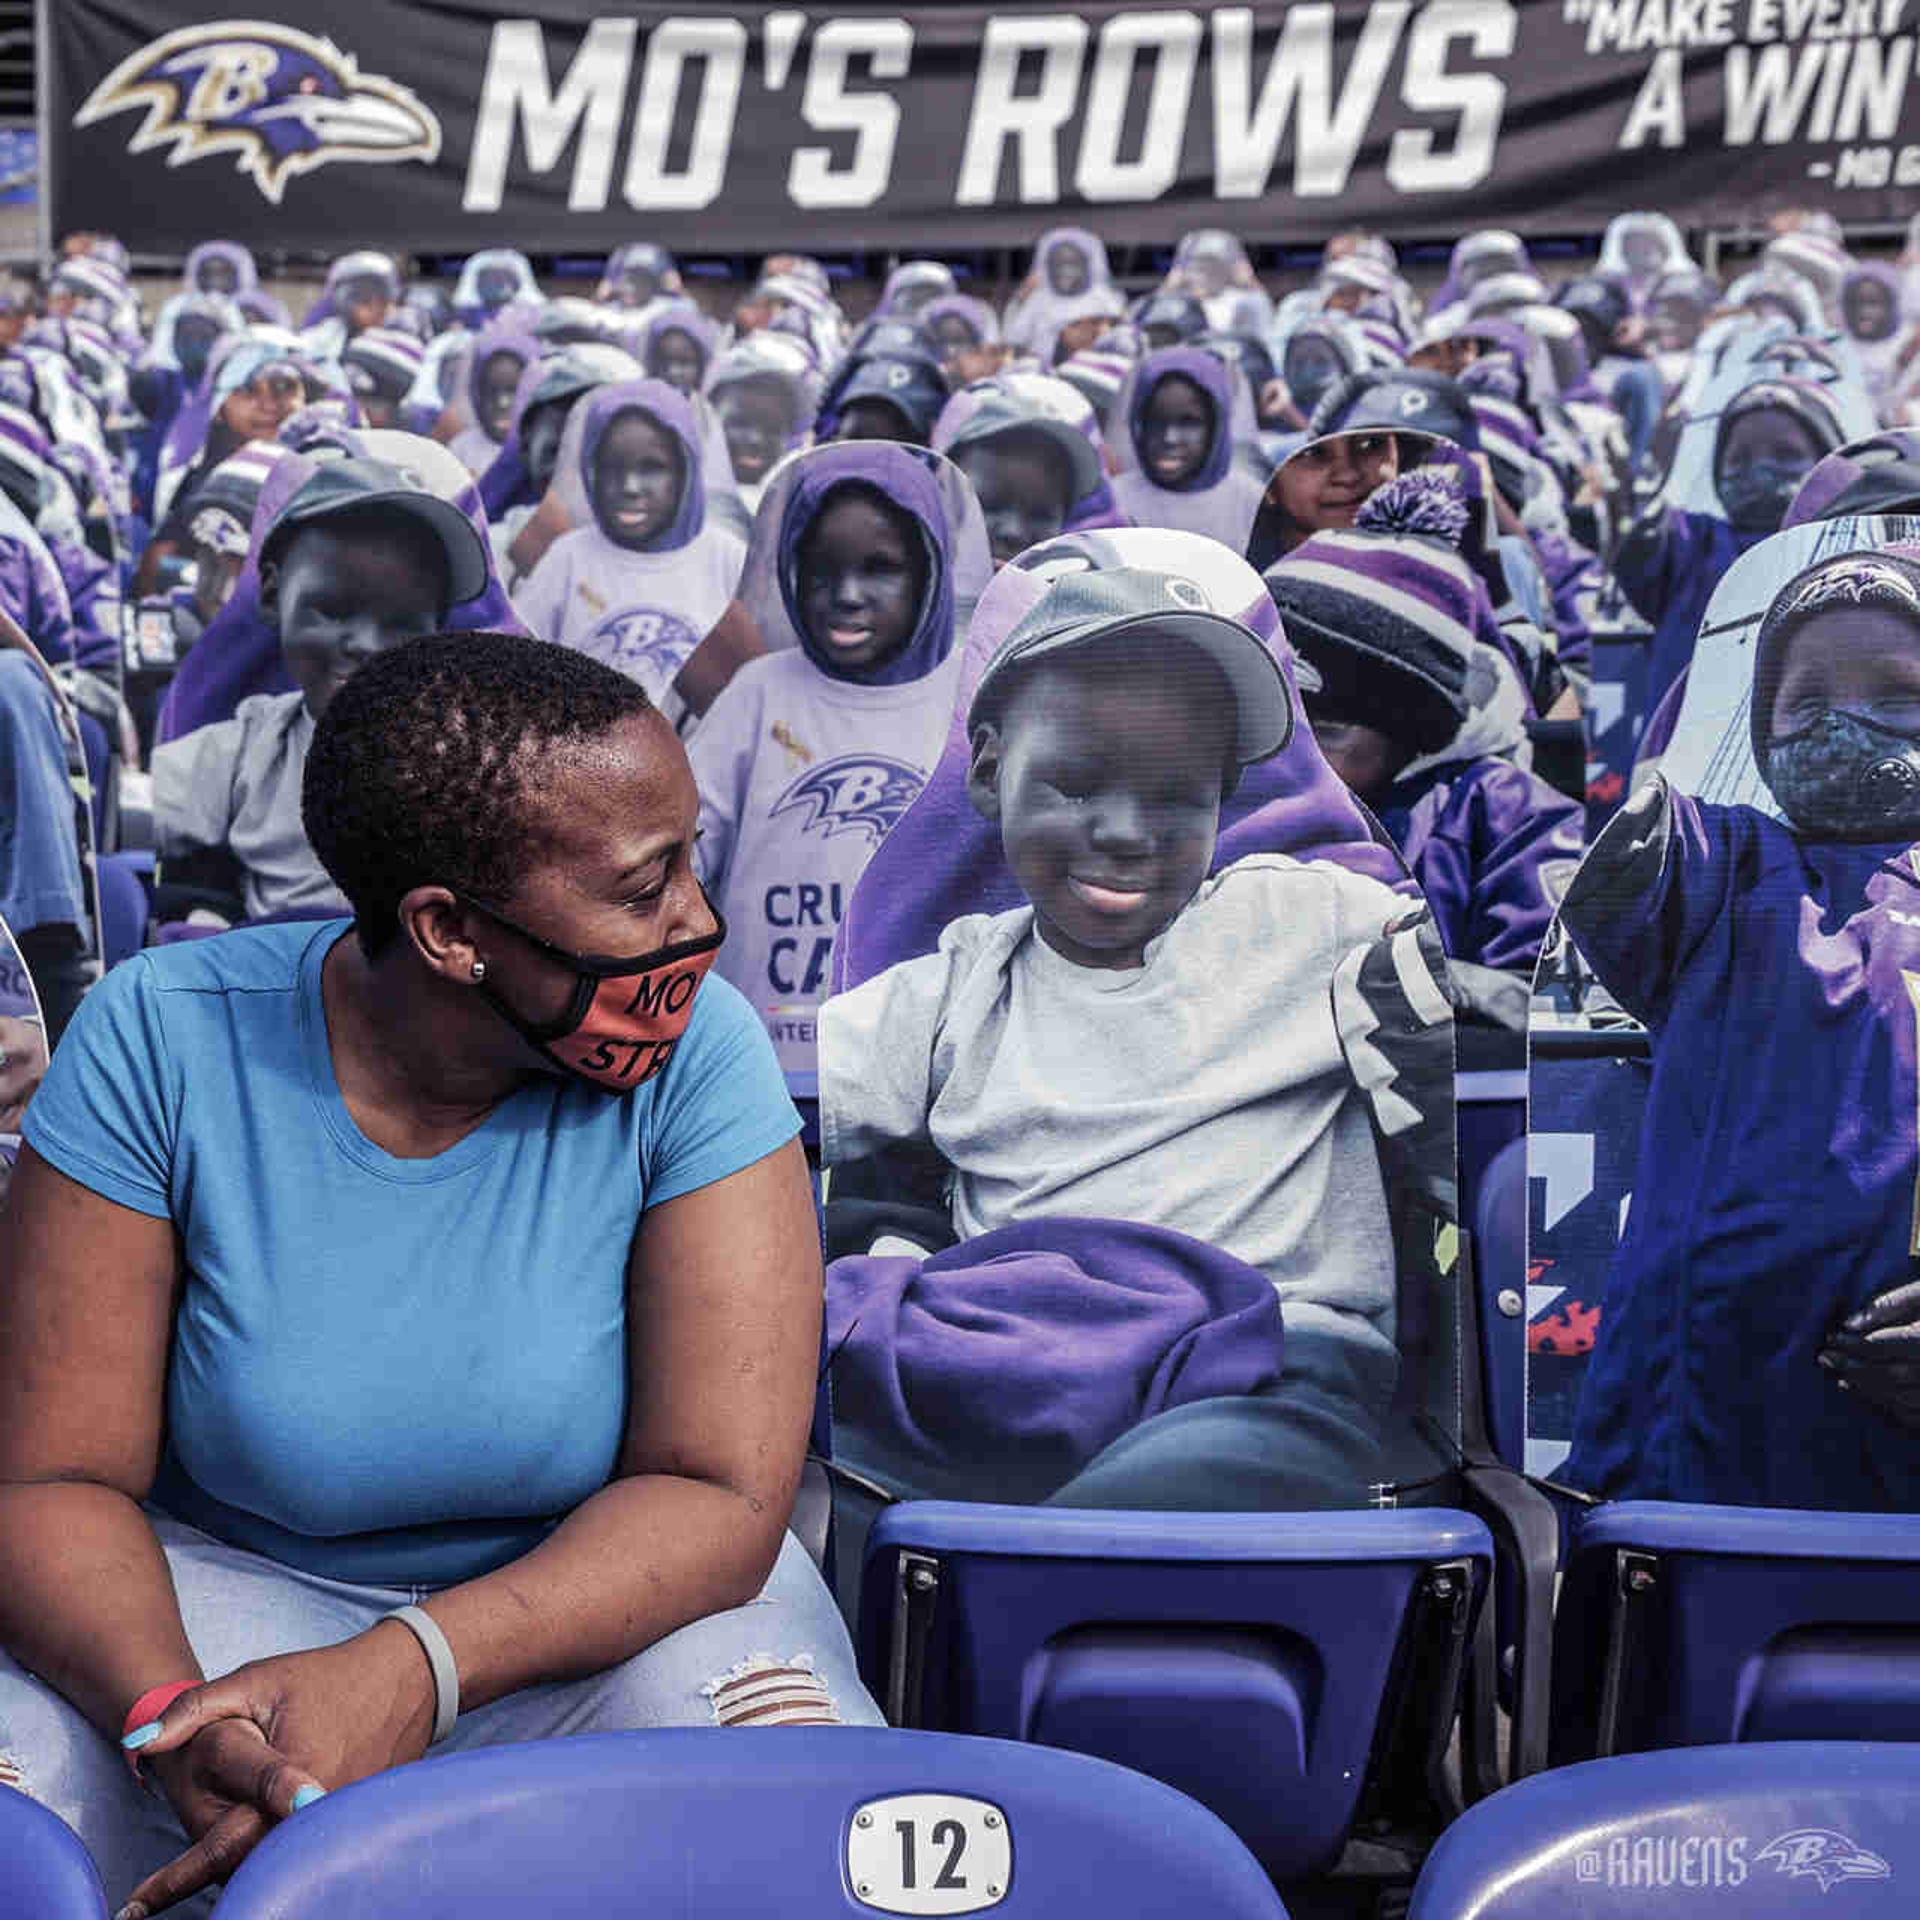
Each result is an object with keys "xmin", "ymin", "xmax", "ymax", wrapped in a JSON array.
[
  {"xmin": 1409, "ymin": 1742, "xmax": 1920, "ymax": 1917},
  {"xmin": 215, "ymin": 1726, "xmax": 1288, "ymax": 1920},
  {"xmin": 858, "ymin": 1502, "xmax": 1492, "ymax": 1882},
  {"xmin": 95, "ymin": 849, "xmax": 149, "ymax": 968},
  {"xmin": 1454, "ymin": 1066, "xmax": 1526, "ymax": 1248},
  {"xmin": 1582, "ymin": 621, "xmax": 1655, "ymax": 838},
  {"xmin": 1455, "ymin": 1134, "xmax": 1538, "ymax": 1805},
  {"xmin": 1525, "ymin": 1030, "xmax": 1651, "ymax": 1483},
  {"xmin": 0, "ymin": 1785, "xmax": 108, "ymax": 1918},
  {"xmin": 1551, "ymin": 1503, "xmax": 1920, "ymax": 1762},
  {"xmin": 1471, "ymin": 1137, "xmax": 1528, "ymax": 1474}
]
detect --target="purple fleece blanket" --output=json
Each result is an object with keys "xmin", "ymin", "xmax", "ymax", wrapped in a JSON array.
[{"xmin": 826, "ymin": 1215, "xmax": 1283, "ymax": 1503}]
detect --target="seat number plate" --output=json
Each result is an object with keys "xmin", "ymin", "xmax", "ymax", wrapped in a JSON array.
[{"xmin": 846, "ymin": 1793, "xmax": 1012, "ymax": 1915}]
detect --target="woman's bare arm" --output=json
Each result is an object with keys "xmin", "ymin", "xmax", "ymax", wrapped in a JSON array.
[
  {"xmin": 0, "ymin": 1147, "xmax": 201, "ymax": 1735},
  {"xmin": 409, "ymin": 1136, "xmax": 821, "ymax": 1707}
]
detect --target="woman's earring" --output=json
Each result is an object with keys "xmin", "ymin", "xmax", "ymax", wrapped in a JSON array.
[{"xmin": 471, "ymin": 960, "xmax": 487, "ymax": 982}]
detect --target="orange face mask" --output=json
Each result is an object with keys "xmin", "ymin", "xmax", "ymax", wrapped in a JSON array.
[{"xmin": 469, "ymin": 890, "xmax": 727, "ymax": 1093}]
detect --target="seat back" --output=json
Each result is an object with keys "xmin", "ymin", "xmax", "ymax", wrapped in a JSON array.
[
  {"xmin": 0, "ymin": 1786, "xmax": 108, "ymax": 1918},
  {"xmin": 1410, "ymin": 1742, "xmax": 1920, "ymax": 1917},
  {"xmin": 1523, "ymin": 1028, "xmax": 1650, "ymax": 1482},
  {"xmin": 216, "ymin": 1726, "xmax": 1288, "ymax": 1920},
  {"xmin": 95, "ymin": 848, "xmax": 149, "ymax": 969},
  {"xmin": 1581, "ymin": 621, "xmax": 1653, "ymax": 837},
  {"xmin": 859, "ymin": 1502, "xmax": 1491, "ymax": 1883},
  {"xmin": 1552, "ymin": 1503, "xmax": 1920, "ymax": 1760},
  {"xmin": 1471, "ymin": 1137, "xmax": 1528, "ymax": 1472}
]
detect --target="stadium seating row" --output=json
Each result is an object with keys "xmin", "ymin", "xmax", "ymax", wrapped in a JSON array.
[{"xmin": 7, "ymin": 1729, "xmax": 1915, "ymax": 1916}]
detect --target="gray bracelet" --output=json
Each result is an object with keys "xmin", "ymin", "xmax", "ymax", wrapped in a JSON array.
[{"xmin": 383, "ymin": 1604, "xmax": 459, "ymax": 1745}]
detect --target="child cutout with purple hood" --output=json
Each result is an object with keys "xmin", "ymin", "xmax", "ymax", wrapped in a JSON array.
[
  {"xmin": 514, "ymin": 379, "xmax": 746, "ymax": 708},
  {"xmin": 1112, "ymin": 347, "xmax": 1267, "ymax": 549},
  {"xmin": 685, "ymin": 442, "xmax": 987, "ymax": 1086},
  {"xmin": 1561, "ymin": 544, "xmax": 1920, "ymax": 1509}
]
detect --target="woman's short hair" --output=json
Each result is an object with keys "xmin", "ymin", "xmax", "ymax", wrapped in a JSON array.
[{"xmin": 303, "ymin": 630, "xmax": 655, "ymax": 953}]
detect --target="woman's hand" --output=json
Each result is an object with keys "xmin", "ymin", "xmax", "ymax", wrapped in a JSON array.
[
  {"xmin": 117, "ymin": 1718, "xmax": 320, "ymax": 1918},
  {"xmin": 0, "ymin": 1015, "xmax": 48, "ymax": 1132},
  {"xmin": 119, "ymin": 1623, "xmax": 438, "ymax": 1915},
  {"xmin": 1821, "ymin": 1279, "xmax": 1920, "ymax": 1430}
]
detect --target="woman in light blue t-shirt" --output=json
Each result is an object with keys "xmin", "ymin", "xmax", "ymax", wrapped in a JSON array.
[{"xmin": 0, "ymin": 632, "xmax": 878, "ymax": 1918}]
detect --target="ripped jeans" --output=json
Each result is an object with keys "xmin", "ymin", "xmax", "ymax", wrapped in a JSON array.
[{"xmin": 0, "ymin": 1515, "xmax": 881, "ymax": 1916}]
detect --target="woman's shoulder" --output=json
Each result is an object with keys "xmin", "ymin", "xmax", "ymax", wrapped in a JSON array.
[
  {"xmin": 650, "ymin": 971, "xmax": 786, "ymax": 1098},
  {"xmin": 128, "ymin": 919, "xmax": 341, "ymax": 1002}
]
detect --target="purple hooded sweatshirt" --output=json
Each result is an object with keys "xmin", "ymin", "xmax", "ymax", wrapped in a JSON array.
[
  {"xmin": 1111, "ymin": 348, "xmax": 1266, "ymax": 548},
  {"xmin": 184, "ymin": 242, "xmax": 258, "ymax": 299},
  {"xmin": 510, "ymin": 380, "xmax": 745, "ymax": 695},
  {"xmin": 447, "ymin": 318, "xmax": 540, "ymax": 476},
  {"xmin": 1379, "ymin": 759, "xmax": 1583, "ymax": 976},
  {"xmin": 1006, "ymin": 227, "xmax": 1116, "ymax": 357},
  {"xmin": 632, "ymin": 299, "xmax": 720, "ymax": 390},
  {"xmin": 920, "ymin": 293, "xmax": 1002, "ymax": 351},
  {"xmin": 775, "ymin": 443, "xmax": 960, "ymax": 687},
  {"xmin": 686, "ymin": 443, "xmax": 985, "ymax": 1087}
]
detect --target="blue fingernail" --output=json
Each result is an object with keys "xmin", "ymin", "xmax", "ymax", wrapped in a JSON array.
[
  {"xmin": 121, "ymin": 1722, "xmax": 160, "ymax": 1751},
  {"xmin": 292, "ymin": 1785, "xmax": 327, "ymax": 1811}
]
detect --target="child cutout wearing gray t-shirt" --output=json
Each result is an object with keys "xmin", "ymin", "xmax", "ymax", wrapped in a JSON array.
[{"xmin": 820, "ymin": 566, "xmax": 1409, "ymax": 1438}]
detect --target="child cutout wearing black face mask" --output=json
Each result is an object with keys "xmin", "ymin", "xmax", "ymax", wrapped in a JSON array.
[
  {"xmin": 1755, "ymin": 553, "xmax": 1920, "ymax": 843},
  {"xmin": 1716, "ymin": 402, "xmax": 1826, "ymax": 535}
]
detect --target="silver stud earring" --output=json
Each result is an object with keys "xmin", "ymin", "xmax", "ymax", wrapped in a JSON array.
[{"xmin": 471, "ymin": 960, "xmax": 487, "ymax": 982}]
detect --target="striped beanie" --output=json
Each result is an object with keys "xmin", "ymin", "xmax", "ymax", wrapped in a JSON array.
[
  {"xmin": 343, "ymin": 327, "xmax": 426, "ymax": 400},
  {"xmin": 1712, "ymin": 376, "xmax": 1846, "ymax": 474},
  {"xmin": 187, "ymin": 441, "xmax": 291, "ymax": 556},
  {"xmin": 1354, "ymin": 316, "xmax": 1408, "ymax": 366},
  {"xmin": 1262, "ymin": 468, "xmax": 1497, "ymax": 757},
  {"xmin": 1465, "ymin": 389, "xmax": 1543, "ymax": 510},
  {"xmin": 1055, "ymin": 345, "xmax": 1133, "ymax": 425},
  {"xmin": 0, "ymin": 398, "xmax": 48, "ymax": 484}
]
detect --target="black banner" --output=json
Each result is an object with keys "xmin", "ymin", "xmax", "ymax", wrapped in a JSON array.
[{"xmin": 43, "ymin": 1, "xmax": 1920, "ymax": 257}]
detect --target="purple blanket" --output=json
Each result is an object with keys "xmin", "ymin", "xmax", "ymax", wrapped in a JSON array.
[{"xmin": 826, "ymin": 1216, "xmax": 1283, "ymax": 1503}]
